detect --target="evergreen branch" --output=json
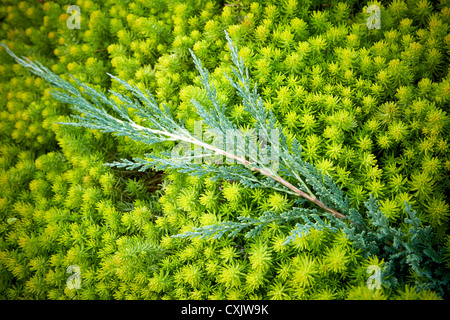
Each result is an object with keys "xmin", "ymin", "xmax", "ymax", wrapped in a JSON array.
[
  {"xmin": 173, "ymin": 208, "xmax": 329, "ymax": 242},
  {"xmin": 0, "ymin": 38, "xmax": 347, "ymax": 221}
]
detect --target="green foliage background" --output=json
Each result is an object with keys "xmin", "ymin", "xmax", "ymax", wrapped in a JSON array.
[{"xmin": 0, "ymin": 0, "xmax": 449, "ymax": 299}]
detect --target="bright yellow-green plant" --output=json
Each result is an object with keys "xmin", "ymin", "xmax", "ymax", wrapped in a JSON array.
[{"xmin": 0, "ymin": 0, "xmax": 449, "ymax": 300}]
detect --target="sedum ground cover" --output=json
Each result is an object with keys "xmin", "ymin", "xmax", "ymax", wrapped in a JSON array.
[{"xmin": 0, "ymin": 0, "xmax": 449, "ymax": 300}]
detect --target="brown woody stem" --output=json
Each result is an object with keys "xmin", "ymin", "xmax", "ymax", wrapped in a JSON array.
[{"xmin": 130, "ymin": 123, "xmax": 358, "ymax": 223}]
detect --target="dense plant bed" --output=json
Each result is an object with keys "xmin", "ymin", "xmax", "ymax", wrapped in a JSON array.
[{"xmin": 0, "ymin": 0, "xmax": 449, "ymax": 300}]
